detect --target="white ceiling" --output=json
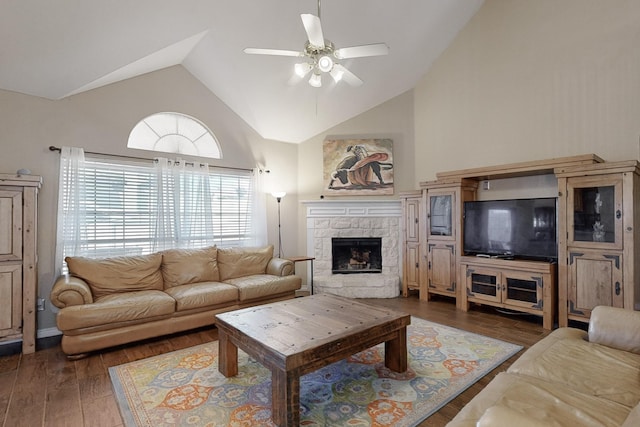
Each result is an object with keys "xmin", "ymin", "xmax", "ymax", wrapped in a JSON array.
[{"xmin": 0, "ymin": 0, "xmax": 483, "ymax": 143}]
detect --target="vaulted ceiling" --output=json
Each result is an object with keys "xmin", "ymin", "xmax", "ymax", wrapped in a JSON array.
[{"xmin": 0, "ymin": 0, "xmax": 483, "ymax": 143}]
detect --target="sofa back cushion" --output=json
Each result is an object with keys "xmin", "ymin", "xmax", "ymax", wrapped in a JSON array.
[
  {"xmin": 161, "ymin": 246, "xmax": 220, "ymax": 288},
  {"xmin": 217, "ymin": 245, "xmax": 274, "ymax": 281},
  {"xmin": 589, "ymin": 305, "xmax": 640, "ymax": 354},
  {"xmin": 66, "ymin": 253, "xmax": 163, "ymax": 299}
]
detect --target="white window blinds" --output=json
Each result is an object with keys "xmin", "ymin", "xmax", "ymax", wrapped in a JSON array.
[{"xmin": 57, "ymin": 154, "xmax": 253, "ymax": 260}]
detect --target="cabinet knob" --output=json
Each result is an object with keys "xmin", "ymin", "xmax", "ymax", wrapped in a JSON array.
[
  {"xmin": 616, "ymin": 210, "xmax": 622, "ymax": 219},
  {"xmin": 615, "ymin": 282, "xmax": 621, "ymax": 296}
]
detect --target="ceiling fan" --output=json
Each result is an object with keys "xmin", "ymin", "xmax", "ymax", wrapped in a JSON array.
[{"xmin": 244, "ymin": 0, "xmax": 389, "ymax": 88}]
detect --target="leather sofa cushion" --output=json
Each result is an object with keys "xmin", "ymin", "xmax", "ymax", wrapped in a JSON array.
[
  {"xmin": 508, "ymin": 327, "xmax": 640, "ymax": 407},
  {"xmin": 66, "ymin": 254, "xmax": 163, "ymax": 299},
  {"xmin": 56, "ymin": 290, "xmax": 175, "ymax": 332},
  {"xmin": 589, "ymin": 305, "xmax": 640, "ymax": 354},
  {"xmin": 225, "ymin": 274, "xmax": 301, "ymax": 301},
  {"xmin": 476, "ymin": 405, "xmax": 551, "ymax": 427},
  {"xmin": 218, "ymin": 245, "xmax": 274, "ymax": 281},
  {"xmin": 447, "ymin": 372, "xmax": 631, "ymax": 427},
  {"xmin": 164, "ymin": 281, "xmax": 238, "ymax": 311},
  {"xmin": 161, "ymin": 246, "xmax": 219, "ymax": 288}
]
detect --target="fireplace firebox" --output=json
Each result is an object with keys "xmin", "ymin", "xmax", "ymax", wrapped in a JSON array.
[{"xmin": 331, "ymin": 237, "xmax": 382, "ymax": 274}]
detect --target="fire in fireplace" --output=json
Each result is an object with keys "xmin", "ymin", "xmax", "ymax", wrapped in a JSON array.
[{"xmin": 331, "ymin": 237, "xmax": 382, "ymax": 274}]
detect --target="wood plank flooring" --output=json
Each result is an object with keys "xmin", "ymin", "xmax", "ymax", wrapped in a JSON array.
[{"xmin": 0, "ymin": 295, "xmax": 555, "ymax": 427}]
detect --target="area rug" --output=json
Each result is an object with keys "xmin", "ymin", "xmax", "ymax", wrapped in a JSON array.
[{"xmin": 109, "ymin": 317, "xmax": 522, "ymax": 426}]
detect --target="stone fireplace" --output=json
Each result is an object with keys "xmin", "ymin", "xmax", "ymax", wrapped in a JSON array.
[{"xmin": 303, "ymin": 199, "xmax": 401, "ymax": 298}]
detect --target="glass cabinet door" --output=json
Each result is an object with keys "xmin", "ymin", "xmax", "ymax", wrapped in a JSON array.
[
  {"xmin": 427, "ymin": 192, "xmax": 454, "ymax": 239},
  {"xmin": 567, "ymin": 176, "xmax": 623, "ymax": 249}
]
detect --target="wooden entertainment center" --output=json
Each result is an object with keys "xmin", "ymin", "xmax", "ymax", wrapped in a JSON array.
[{"xmin": 401, "ymin": 154, "xmax": 640, "ymax": 329}]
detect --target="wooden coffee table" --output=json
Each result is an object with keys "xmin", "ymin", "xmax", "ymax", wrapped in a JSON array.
[{"xmin": 214, "ymin": 293, "xmax": 411, "ymax": 427}]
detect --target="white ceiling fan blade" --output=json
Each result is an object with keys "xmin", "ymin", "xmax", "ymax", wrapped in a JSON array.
[
  {"xmin": 301, "ymin": 14, "xmax": 325, "ymax": 49},
  {"xmin": 334, "ymin": 43, "xmax": 389, "ymax": 59},
  {"xmin": 334, "ymin": 64, "xmax": 363, "ymax": 86},
  {"xmin": 243, "ymin": 48, "xmax": 303, "ymax": 57}
]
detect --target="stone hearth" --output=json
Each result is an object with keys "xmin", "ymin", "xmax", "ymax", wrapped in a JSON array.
[{"xmin": 303, "ymin": 200, "xmax": 402, "ymax": 298}]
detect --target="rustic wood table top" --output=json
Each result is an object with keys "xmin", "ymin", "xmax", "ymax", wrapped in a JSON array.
[{"xmin": 215, "ymin": 293, "xmax": 411, "ymax": 426}]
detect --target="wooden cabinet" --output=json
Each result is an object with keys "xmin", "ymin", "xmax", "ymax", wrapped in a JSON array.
[
  {"xmin": 460, "ymin": 256, "xmax": 556, "ymax": 329},
  {"xmin": 567, "ymin": 250, "xmax": 624, "ymax": 318},
  {"xmin": 427, "ymin": 243, "xmax": 455, "ymax": 294},
  {"xmin": 420, "ymin": 180, "xmax": 477, "ymax": 308},
  {"xmin": 0, "ymin": 174, "xmax": 41, "ymax": 354},
  {"xmin": 400, "ymin": 191, "xmax": 423, "ymax": 297},
  {"xmin": 556, "ymin": 161, "xmax": 640, "ymax": 326},
  {"xmin": 0, "ymin": 264, "xmax": 22, "ymax": 339},
  {"xmin": 400, "ymin": 155, "xmax": 640, "ymax": 326}
]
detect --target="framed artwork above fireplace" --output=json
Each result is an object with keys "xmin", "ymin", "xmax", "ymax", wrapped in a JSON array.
[{"xmin": 323, "ymin": 138, "xmax": 394, "ymax": 196}]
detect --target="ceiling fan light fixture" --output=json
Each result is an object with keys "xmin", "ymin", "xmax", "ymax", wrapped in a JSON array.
[
  {"xmin": 317, "ymin": 55, "xmax": 334, "ymax": 72},
  {"xmin": 244, "ymin": 0, "xmax": 388, "ymax": 88},
  {"xmin": 309, "ymin": 73, "xmax": 322, "ymax": 88},
  {"xmin": 294, "ymin": 62, "xmax": 313, "ymax": 77}
]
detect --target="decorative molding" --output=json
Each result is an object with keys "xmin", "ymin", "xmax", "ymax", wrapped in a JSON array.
[{"xmin": 303, "ymin": 200, "xmax": 402, "ymax": 218}]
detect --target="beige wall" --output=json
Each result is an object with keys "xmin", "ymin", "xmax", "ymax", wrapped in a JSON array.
[
  {"xmin": 415, "ymin": 0, "xmax": 640, "ymax": 183},
  {"xmin": 0, "ymin": 65, "xmax": 298, "ymax": 331}
]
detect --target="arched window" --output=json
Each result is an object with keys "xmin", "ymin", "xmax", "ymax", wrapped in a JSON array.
[{"xmin": 128, "ymin": 112, "xmax": 222, "ymax": 159}]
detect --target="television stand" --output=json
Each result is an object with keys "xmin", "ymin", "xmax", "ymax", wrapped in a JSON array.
[{"xmin": 459, "ymin": 256, "xmax": 556, "ymax": 330}]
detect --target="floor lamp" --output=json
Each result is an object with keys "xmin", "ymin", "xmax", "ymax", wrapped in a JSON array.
[{"xmin": 272, "ymin": 192, "xmax": 286, "ymax": 258}]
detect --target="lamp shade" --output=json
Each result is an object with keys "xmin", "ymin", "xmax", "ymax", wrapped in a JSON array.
[
  {"xmin": 271, "ymin": 191, "xmax": 286, "ymax": 199},
  {"xmin": 317, "ymin": 55, "xmax": 334, "ymax": 72},
  {"xmin": 294, "ymin": 62, "xmax": 313, "ymax": 78},
  {"xmin": 330, "ymin": 67, "xmax": 344, "ymax": 82},
  {"xmin": 308, "ymin": 73, "xmax": 322, "ymax": 88}
]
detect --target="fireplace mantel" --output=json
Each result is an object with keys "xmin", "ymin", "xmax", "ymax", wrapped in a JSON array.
[
  {"xmin": 302, "ymin": 199, "xmax": 402, "ymax": 218},
  {"xmin": 303, "ymin": 199, "xmax": 402, "ymax": 298}
]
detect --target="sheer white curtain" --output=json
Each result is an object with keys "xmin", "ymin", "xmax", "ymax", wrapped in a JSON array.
[
  {"xmin": 54, "ymin": 146, "xmax": 86, "ymax": 274},
  {"xmin": 153, "ymin": 158, "xmax": 216, "ymax": 250},
  {"xmin": 153, "ymin": 157, "xmax": 175, "ymax": 251},
  {"xmin": 247, "ymin": 167, "xmax": 268, "ymax": 247}
]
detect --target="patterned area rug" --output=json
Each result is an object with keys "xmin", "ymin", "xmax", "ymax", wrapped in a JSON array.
[{"xmin": 109, "ymin": 317, "xmax": 522, "ymax": 426}]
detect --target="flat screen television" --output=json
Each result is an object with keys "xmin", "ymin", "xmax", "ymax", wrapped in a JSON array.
[{"xmin": 463, "ymin": 197, "xmax": 557, "ymax": 261}]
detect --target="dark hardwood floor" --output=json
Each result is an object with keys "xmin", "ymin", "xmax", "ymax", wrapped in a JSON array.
[{"xmin": 0, "ymin": 295, "xmax": 554, "ymax": 427}]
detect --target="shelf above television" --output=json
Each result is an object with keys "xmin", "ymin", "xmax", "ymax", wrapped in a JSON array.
[{"xmin": 428, "ymin": 154, "xmax": 604, "ymax": 182}]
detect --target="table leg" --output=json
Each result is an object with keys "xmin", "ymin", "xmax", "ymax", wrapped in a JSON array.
[
  {"xmin": 385, "ymin": 327, "xmax": 408, "ymax": 372},
  {"xmin": 309, "ymin": 259, "xmax": 314, "ymax": 295},
  {"xmin": 218, "ymin": 330, "xmax": 238, "ymax": 377},
  {"xmin": 272, "ymin": 368, "xmax": 300, "ymax": 427}
]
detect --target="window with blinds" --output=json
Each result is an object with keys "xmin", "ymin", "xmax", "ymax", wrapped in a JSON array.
[{"xmin": 59, "ymin": 157, "xmax": 252, "ymax": 259}]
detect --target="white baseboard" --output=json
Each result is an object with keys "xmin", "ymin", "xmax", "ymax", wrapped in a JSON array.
[
  {"xmin": 0, "ymin": 327, "xmax": 62, "ymax": 347},
  {"xmin": 38, "ymin": 327, "xmax": 62, "ymax": 339}
]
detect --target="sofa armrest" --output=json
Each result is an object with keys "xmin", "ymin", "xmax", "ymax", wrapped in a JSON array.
[
  {"xmin": 588, "ymin": 305, "xmax": 640, "ymax": 354},
  {"xmin": 266, "ymin": 258, "xmax": 295, "ymax": 276},
  {"xmin": 50, "ymin": 275, "xmax": 94, "ymax": 308},
  {"xmin": 477, "ymin": 406, "xmax": 552, "ymax": 427}
]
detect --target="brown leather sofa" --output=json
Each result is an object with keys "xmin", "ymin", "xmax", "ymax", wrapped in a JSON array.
[
  {"xmin": 50, "ymin": 245, "xmax": 301, "ymax": 357},
  {"xmin": 447, "ymin": 305, "xmax": 640, "ymax": 427}
]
